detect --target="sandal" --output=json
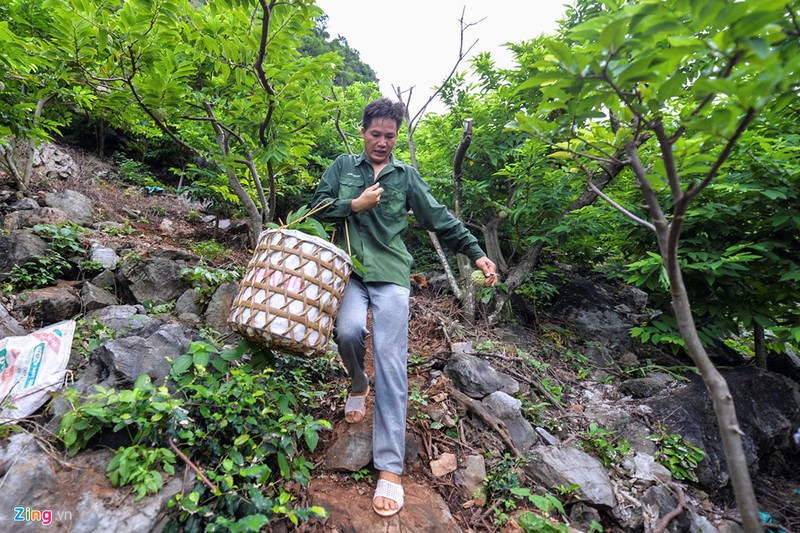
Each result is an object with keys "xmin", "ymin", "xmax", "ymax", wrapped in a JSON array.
[
  {"xmin": 372, "ymin": 478, "xmax": 404, "ymax": 517},
  {"xmin": 344, "ymin": 386, "xmax": 369, "ymax": 424}
]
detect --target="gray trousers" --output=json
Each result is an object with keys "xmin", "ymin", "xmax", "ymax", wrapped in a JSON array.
[{"xmin": 334, "ymin": 277, "xmax": 410, "ymax": 475}]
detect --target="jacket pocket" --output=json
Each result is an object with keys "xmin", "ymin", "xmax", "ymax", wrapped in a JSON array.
[
  {"xmin": 339, "ymin": 176, "xmax": 363, "ymax": 200},
  {"xmin": 379, "ymin": 185, "xmax": 408, "ymax": 221}
]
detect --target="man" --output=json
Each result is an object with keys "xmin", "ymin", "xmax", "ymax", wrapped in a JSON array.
[{"xmin": 312, "ymin": 98, "xmax": 497, "ymax": 517}]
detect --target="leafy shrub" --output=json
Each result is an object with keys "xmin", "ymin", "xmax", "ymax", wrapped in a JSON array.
[
  {"xmin": 57, "ymin": 339, "xmax": 331, "ymax": 530},
  {"xmin": 648, "ymin": 427, "xmax": 705, "ymax": 482},
  {"xmin": 188, "ymin": 239, "xmax": 229, "ymax": 261},
  {"xmin": 4, "ymin": 223, "xmax": 90, "ymax": 291},
  {"xmin": 181, "ymin": 265, "xmax": 241, "ymax": 303},
  {"xmin": 577, "ymin": 423, "xmax": 631, "ymax": 468},
  {"xmin": 6, "ymin": 255, "xmax": 71, "ymax": 291},
  {"xmin": 116, "ymin": 154, "xmax": 163, "ymax": 189}
]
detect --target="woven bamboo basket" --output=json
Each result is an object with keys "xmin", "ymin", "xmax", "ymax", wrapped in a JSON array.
[{"xmin": 228, "ymin": 228, "xmax": 352, "ymax": 357}]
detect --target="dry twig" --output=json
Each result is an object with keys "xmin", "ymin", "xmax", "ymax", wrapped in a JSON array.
[
  {"xmin": 448, "ymin": 388, "xmax": 523, "ymax": 459},
  {"xmin": 168, "ymin": 436, "xmax": 218, "ymax": 494}
]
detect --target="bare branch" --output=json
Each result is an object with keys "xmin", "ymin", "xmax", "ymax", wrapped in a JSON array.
[
  {"xmin": 653, "ymin": 482, "xmax": 686, "ymax": 533},
  {"xmin": 587, "ymin": 179, "xmax": 655, "ymax": 231},
  {"xmin": 396, "ymin": 8, "xmax": 483, "ymax": 135},
  {"xmin": 168, "ymin": 437, "xmax": 219, "ymax": 494},
  {"xmin": 625, "ymin": 141, "xmax": 668, "ymax": 232},
  {"xmin": 335, "ymin": 104, "xmax": 353, "ymax": 155},
  {"xmin": 652, "ymin": 119, "xmax": 684, "ymax": 201},
  {"xmin": 452, "ymin": 118, "xmax": 473, "ymax": 219},
  {"xmin": 255, "ymin": 0, "xmax": 278, "ymax": 147}
]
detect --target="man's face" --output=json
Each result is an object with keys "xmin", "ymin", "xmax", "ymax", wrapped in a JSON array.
[{"xmin": 361, "ymin": 117, "xmax": 398, "ymax": 165}]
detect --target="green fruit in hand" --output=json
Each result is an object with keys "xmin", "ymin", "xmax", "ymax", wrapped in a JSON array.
[{"xmin": 471, "ymin": 270, "xmax": 486, "ymax": 285}]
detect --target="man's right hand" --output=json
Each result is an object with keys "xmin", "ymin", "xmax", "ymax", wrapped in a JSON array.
[{"xmin": 351, "ymin": 182, "xmax": 384, "ymax": 213}]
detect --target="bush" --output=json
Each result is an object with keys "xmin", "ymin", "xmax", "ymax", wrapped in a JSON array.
[{"xmin": 56, "ymin": 339, "xmax": 332, "ymax": 530}]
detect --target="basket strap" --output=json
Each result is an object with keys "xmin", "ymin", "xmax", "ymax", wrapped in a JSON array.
[{"xmin": 344, "ymin": 218, "xmax": 352, "ymax": 256}]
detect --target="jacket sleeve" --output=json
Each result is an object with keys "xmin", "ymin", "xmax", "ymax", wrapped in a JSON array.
[
  {"xmin": 311, "ymin": 156, "xmax": 353, "ymax": 222},
  {"xmin": 406, "ymin": 169, "xmax": 485, "ymax": 262}
]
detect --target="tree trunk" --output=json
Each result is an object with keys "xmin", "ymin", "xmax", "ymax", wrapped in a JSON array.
[
  {"xmin": 753, "ymin": 323, "xmax": 766, "ymax": 369},
  {"xmin": 661, "ymin": 237, "xmax": 762, "ymax": 532}
]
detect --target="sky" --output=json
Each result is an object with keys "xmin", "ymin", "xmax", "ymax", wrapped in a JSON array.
[{"xmin": 315, "ymin": 0, "xmax": 570, "ymax": 115}]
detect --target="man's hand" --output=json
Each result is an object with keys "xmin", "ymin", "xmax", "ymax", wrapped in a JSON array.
[
  {"xmin": 351, "ymin": 182, "xmax": 384, "ymax": 213},
  {"xmin": 475, "ymin": 256, "xmax": 499, "ymax": 287}
]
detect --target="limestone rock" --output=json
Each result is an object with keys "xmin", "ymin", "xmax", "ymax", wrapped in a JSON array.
[
  {"xmin": 0, "ymin": 231, "xmax": 48, "ymax": 280},
  {"xmin": 81, "ymin": 282, "xmax": 119, "ymax": 311},
  {"xmin": 525, "ymin": 445, "xmax": 616, "ymax": 508},
  {"xmin": 444, "ymin": 352, "xmax": 519, "ymax": 399},
  {"xmin": 118, "ymin": 256, "xmax": 190, "ymax": 305},
  {"xmin": 44, "ymin": 189, "xmax": 94, "ymax": 227},
  {"xmin": 3, "ymin": 207, "xmax": 70, "ymax": 230},
  {"xmin": 13, "ymin": 285, "xmax": 81, "ymax": 326},
  {"xmin": 0, "ymin": 433, "xmax": 180, "ymax": 533}
]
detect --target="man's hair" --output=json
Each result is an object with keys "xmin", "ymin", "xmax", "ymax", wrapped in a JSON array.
[{"xmin": 362, "ymin": 98, "xmax": 405, "ymax": 130}]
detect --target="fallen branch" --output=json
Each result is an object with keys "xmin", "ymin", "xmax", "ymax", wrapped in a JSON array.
[
  {"xmin": 448, "ymin": 388, "xmax": 524, "ymax": 458},
  {"xmin": 654, "ymin": 481, "xmax": 686, "ymax": 533},
  {"xmin": 168, "ymin": 437, "xmax": 218, "ymax": 494},
  {"xmin": 505, "ymin": 366, "xmax": 569, "ymax": 417}
]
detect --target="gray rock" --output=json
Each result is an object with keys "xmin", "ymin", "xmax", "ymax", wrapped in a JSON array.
[
  {"xmin": 0, "ymin": 433, "xmax": 180, "ymax": 533},
  {"xmin": 0, "ymin": 231, "xmax": 48, "ymax": 280},
  {"xmin": 91, "ymin": 269, "xmax": 118, "ymax": 290},
  {"xmin": 569, "ymin": 502, "xmax": 603, "ymax": 533},
  {"xmin": 535, "ymin": 426, "xmax": 560, "ymax": 446},
  {"xmin": 482, "ymin": 391, "xmax": 538, "ymax": 453},
  {"xmin": 444, "ymin": 352, "xmax": 519, "ymax": 398},
  {"xmin": 44, "ymin": 189, "xmax": 94, "ymax": 227},
  {"xmin": 118, "ymin": 256, "xmax": 190, "ymax": 305},
  {"xmin": 641, "ymin": 484, "xmax": 692, "ymax": 532},
  {"xmin": 13, "ymin": 285, "xmax": 81, "ymax": 326},
  {"xmin": 33, "ymin": 143, "xmax": 78, "ymax": 180},
  {"xmin": 526, "ymin": 445, "xmax": 616, "ymax": 508},
  {"xmin": 84, "ymin": 304, "xmax": 153, "ymax": 333},
  {"xmin": 647, "ymin": 367, "xmax": 800, "ymax": 490},
  {"xmin": 175, "ymin": 289, "xmax": 203, "ymax": 316},
  {"xmin": 81, "ymin": 282, "xmax": 119, "ymax": 311},
  {"xmin": 453, "ymin": 454, "xmax": 486, "ymax": 501},
  {"xmin": 584, "ymin": 404, "xmax": 655, "ymax": 455},
  {"xmin": 619, "ymin": 377, "xmax": 667, "ymax": 398},
  {"xmin": 8, "ymin": 198, "xmax": 40, "ymax": 211},
  {"xmin": 623, "ymin": 452, "xmax": 672, "ymax": 483},
  {"xmin": 88, "ymin": 321, "xmax": 192, "ymax": 389},
  {"xmin": 3, "ymin": 207, "xmax": 70, "ymax": 230},
  {"xmin": 0, "ymin": 302, "xmax": 26, "ymax": 337},
  {"xmin": 324, "ymin": 421, "xmax": 373, "ymax": 472},
  {"xmin": 451, "ymin": 341, "xmax": 472, "ymax": 354},
  {"xmin": 203, "ymin": 283, "xmax": 238, "ymax": 335},
  {"xmin": 89, "ymin": 242, "xmax": 120, "ymax": 270},
  {"xmin": 549, "ymin": 277, "xmax": 640, "ymax": 351}
]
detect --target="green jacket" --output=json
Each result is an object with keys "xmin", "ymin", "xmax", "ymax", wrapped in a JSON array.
[{"xmin": 311, "ymin": 153, "xmax": 485, "ymax": 288}]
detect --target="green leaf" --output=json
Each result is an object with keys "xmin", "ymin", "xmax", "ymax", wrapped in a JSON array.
[
  {"xmin": 304, "ymin": 428, "xmax": 319, "ymax": 452},
  {"xmin": 238, "ymin": 514, "xmax": 269, "ymax": 531},
  {"xmin": 192, "ymin": 349, "xmax": 210, "ymax": 367},
  {"xmin": 171, "ymin": 354, "xmax": 193, "ymax": 375}
]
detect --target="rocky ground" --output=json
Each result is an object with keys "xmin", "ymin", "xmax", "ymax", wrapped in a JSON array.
[{"xmin": 1, "ymin": 144, "xmax": 799, "ymax": 532}]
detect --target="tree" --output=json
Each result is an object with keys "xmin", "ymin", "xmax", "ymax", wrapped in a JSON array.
[
  {"xmin": 299, "ymin": 15, "xmax": 379, "ymax": 87},
  {"xmin": 513, "ymin": 0, "xmax": 800, "ymax": 529},
  {"xmin": 47, "ymin": 0, "xmax": 340, "ymax": 243},
  {"xmin": 413, "ymin": 40, "xmax": 618, "ymax": 324},
  {"xmin": 0, "ymin": 0, "xmax": 95, "ymax": 193}
]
